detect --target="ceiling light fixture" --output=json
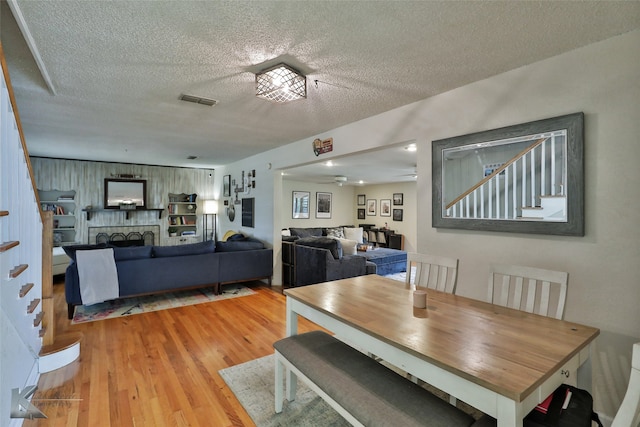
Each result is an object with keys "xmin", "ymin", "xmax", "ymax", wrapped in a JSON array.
[
  {"xmin": 405, "ymin": 144, "xmax": 417, "ymax": 152},
  {"xmin": 255, "ymin": 63, "xmax": 306, "ymax": 103}
]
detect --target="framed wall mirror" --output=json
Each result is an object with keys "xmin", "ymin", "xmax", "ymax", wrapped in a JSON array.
[
  {"xmin": 104, "ymin": 178, "xmax": 147, "ymax": 209},
  {"xmin": 432, "ymin": 113, "xmax": 584, "ymax": 236}
]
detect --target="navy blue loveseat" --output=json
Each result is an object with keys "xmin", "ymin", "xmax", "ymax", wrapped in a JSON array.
[{"xmin": 64, "ymin": 238, "xmax": 272, "ymax": 318}]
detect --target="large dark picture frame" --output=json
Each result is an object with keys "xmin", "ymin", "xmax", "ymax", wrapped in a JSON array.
[{"xmin": 432, "ymin": 113, "xmax": 584, "ymax": 236}]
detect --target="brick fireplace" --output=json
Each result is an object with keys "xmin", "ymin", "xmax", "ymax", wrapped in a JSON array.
[{"xmin": 88, "ymin": 225, "xmax": 160, "ymax": 246}]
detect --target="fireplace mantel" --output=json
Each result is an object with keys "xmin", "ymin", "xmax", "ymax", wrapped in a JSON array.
[{"xmin": 83, "ymin": 208, "xmax": 163, "ymax": 221}]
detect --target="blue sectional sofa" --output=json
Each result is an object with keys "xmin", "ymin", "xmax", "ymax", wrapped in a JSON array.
[
  {"xmin": 64, "ymin": 237, "xmax": 272, "ymax": 318},
  {"xmin": 293, "ymin": 237, "xmax": 377, "ymax": 287}
]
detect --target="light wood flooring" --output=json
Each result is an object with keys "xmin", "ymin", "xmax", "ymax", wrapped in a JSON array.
[{"xmin": 24, "ymin": 277, "xmax": 320, "ymax": 427}]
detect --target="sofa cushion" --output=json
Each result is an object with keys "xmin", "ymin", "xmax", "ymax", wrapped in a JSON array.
[
  {"xmin": 62, "ymin": 242, "xmax": 109, "ymax": 261},
  {"xmin": 290, "ymin": 227, "xmax": 324, "ymax": 238},
  {"xmin": 296, "ymin": 237, "xmax": 342, "ymax": 259},
  {"xmin": 112, "ymin": 245, "xmax": 153, "ymax": 261},
  {"xmin": 333, "ymin": 237, "xmax": 357, "ymax": 255},
  {"xmin": 216, "ymin": 237, "xmax": 265, "ymax": 252},
  {"xmin": 152, "ymin": 240, "xmax": 215, "ymax": 258},
  {"xmin": 326, "ymin": 227, "xmax": 345, "ymax": 239},
  {"xmin": 344, "ymin": 227, "xmax": 364, "ymax": 244}
]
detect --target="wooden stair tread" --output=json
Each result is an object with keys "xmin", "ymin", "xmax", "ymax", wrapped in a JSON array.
[
  {"xmin": 0, "ymin": 240, "xmax": 19, "ymax": 252},
  {"xmin": 39, "ymin": 332, "xmax": 83, "ymax": 357}
]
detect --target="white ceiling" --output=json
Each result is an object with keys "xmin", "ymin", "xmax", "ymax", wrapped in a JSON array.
[{"xmin": 2, "ymin": 1, "xmax": 640, "ymax": 184}]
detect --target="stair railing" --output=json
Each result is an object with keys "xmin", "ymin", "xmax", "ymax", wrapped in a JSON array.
[{"xmin": 445, "ymin": 135, "xmax": 565, "ymax": 220}]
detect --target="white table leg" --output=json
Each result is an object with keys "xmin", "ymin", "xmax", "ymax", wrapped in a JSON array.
[
  {"xmin": 274, "ymin": 353, "xmax": 284, "ymax": 413},
  {"xmin": 285, "ymin": 297, "xmax": 298, "ymax": 337},
  {"xmin": 284, "ymin": 297, "xmax": 299, "ymax": 400}
]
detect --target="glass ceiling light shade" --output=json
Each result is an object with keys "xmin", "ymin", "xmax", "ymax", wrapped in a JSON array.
[{"xmin": 255, "ymin": 63, "xmax": 306, "ymax": 103}]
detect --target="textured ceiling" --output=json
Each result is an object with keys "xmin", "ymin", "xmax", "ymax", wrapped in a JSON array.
[{"xmin": 2, "ymin": 1, "xmax": 640, "ymax": 184}]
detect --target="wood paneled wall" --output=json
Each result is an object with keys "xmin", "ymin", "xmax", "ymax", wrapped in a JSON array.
[{"xmin": 31, "ymin": 157, "xmax": 215, "ymax": 245}]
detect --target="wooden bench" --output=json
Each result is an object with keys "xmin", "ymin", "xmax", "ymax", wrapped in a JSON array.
[{"xmin": 273, "ymin": 330, "xmax": 476, "ymax": 427}]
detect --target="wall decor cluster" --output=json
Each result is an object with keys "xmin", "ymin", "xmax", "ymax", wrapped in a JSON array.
[{"xmin": 432, "ymin": 112, "xmax": 584, "ymax": 236}]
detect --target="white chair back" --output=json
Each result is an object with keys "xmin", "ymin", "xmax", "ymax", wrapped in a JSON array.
[
  {"xmin": 487, "ymin": 263, "xmax": 568, "ymax": 319},
  {"xmin": 612, "ymin": 342, "xmax": 640, "ymax": 427},
  {"xmin": 406, "ymin": 253, "xmax": 459, "ymax": 294}
]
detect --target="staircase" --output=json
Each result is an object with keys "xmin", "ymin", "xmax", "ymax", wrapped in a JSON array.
[
  {"xmin": 0, "ymin": 42, "xmax": 80, "ymax": 425},
  {"xmin": 444, "ymin": 133, "xmax": 568, "ymax": 222}
]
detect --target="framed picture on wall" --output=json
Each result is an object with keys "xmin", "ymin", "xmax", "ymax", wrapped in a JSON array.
[
  {"xmin": 393, "ymin": 193, "xmax": 403, "ymax": 205},
  {"xmin": 380, "ymin": 199, "xmax": 391, "ymax": 217},
  {"xmin": 292, "ymin": 191, "xmax": 310, "ymax": 219},
  {"xmin": 242, "ymin": 197, "xmax": 254, "ymax": 228},
  {"xmin": 393, "ymin": 208, "xmax": 403, "ymax": 221},
  {"xmin": 223, "ymin": 175, "xmax": 231, "ymax": 197},
  {"xmin": 316, "ymin": 192, "xmax": 332, "ymax": 218},
  {"xmin": 366, "ymin": 199, "xmax": 376, "ymax": 216},
  {"xmin": 357, "ymin": 208, "xmax": 365, "ymax": 219},
  {"xmin": 357, "ymin": 194, "xmax": 366, "ymax": 205}
]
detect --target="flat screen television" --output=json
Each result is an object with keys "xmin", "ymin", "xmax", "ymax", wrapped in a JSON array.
[{"xmin": 104, "ymin": 178, "xmax": 147, "ymax": 209}]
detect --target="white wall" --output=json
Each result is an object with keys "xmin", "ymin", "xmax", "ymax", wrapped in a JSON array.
[{"xmin": 236, "ymin": 30, "xmax": 640, "ymax": 421}]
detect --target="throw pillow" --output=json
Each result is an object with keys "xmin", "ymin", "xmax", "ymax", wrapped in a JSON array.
[
  {"xmin": 344, "ymin": 227, "xmax": 364, "ymax": 244},
  {"xmin": 152, "ymin": 240, "xmax": 215, "ymax": 258},
  {"xmin": 281, "ymin": 228, "xmax": 291, "ymax": 236},
  {"xmin": 326, "ymin": 227, "xmax": 345, "ymax": 239},
  {"xmin": 222, "ymin": 230, "xmax": 237, "ymax": 241},
  {"xmin": 334, "ymin": 237, "xmax": 357, "ymax": 255}
]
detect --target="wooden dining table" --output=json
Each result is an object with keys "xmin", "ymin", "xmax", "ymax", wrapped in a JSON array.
[{"xmin": 284, "ymin": 274, "xmax": 600, "ymax": 427}]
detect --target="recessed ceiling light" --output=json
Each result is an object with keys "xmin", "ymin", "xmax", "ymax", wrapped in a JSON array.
[
  {"xmin": 405, "ymin": 144, "xmax": 417, "ymax": 152},
  {"xmin": 325, "ymin": 160, "xmax": 334, "ymax": 167}
]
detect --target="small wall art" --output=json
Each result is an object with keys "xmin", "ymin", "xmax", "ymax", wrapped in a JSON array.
[
  {"xmin": 366, "ymin": 199, "xmax": 376, "ymax": 216},
  {"xmin": 380, "ymin": 199, "xmax": 391, "ymax": 217},
  {"xmin": 316, "ymin": 192, "xmax": 332, "ymax": 219},
  {"xmin": 292, "ymin": 191, "xmax": 310, "ymax": 219}
]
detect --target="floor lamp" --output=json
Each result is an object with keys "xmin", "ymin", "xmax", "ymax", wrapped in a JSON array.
[{"xmin": 202, "ymin": 200, "xmax": 218, "ymax": 242}]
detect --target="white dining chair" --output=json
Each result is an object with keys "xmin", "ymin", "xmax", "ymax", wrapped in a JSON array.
[
  {"xmin": 611, "ymin": 342, "xmax": 640, "ymax": 427},
  {"xmin": 487, "ymin": 263, "xmax": 568, "ymax": 320},
  {"xmin": 367, "ymin": 230, "xmax": 377, "ymax": 245},
  {"xmin": 405, "ymin": 252, "xmax": 459, "ymax": 294}
]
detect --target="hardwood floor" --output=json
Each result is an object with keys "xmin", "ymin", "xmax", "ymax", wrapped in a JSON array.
[{"xmin": 25, "ymin": 277, "xmax": 321, "ymax": 427}]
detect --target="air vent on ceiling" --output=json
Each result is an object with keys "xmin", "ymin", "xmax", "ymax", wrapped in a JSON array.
[{"xmin": 179, "ymin": 94, "xmax": 218, "ymax": 106}]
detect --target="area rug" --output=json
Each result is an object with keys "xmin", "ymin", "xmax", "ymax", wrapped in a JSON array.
[
  {"xmin": 71, "ymin": 285, "xmax": 255, "ymax": 324},
  {"xmin": 219, "ymin": 354, "xmax": 350, "ymax": 427}
]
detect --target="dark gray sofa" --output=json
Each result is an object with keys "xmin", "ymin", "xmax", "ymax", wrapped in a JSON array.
[
  {"xmin": 293, "ymin": 237, "xmax": 376, "ymax": 287},
  {"xmin": 64, "ymin": 238, "xmax": 272, "ymax": 318}
]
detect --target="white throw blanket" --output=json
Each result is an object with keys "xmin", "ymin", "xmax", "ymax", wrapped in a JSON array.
[{"xmin": 76, "ymin": 248, "xmax": 119, "ymax": 306}]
